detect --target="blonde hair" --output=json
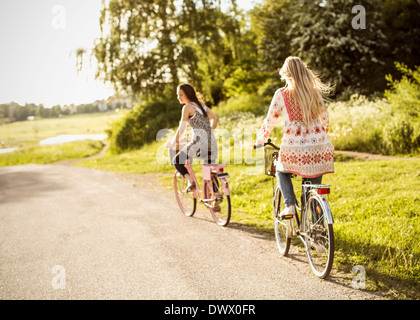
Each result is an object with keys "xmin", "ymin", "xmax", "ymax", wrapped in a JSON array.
[{"xmin": 280, "ymin": 56, "xmax": 333, "ymax": 127}]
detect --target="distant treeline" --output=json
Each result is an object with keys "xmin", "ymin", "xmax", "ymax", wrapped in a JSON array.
[{"xmin": 0, "ymin": 100, "xmax": 130, "ymax": 123}]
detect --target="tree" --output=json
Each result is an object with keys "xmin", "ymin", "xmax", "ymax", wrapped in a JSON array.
[
  {"xmin": 94, "ymin": 0, "xmax": 179, "ymax": 100},
  {"xmin": 385, "ymin": 63, "xmax": 420, "ymax": 119},
  {"xmin": 0, "ymin": 104, "xmax": 8, "ymax": 120},
  {"xmin": 380, "ymin": 0, "xmax": 420, "ymax": 80},
  {"xmin": 250, "ymin": 0, "xmax": 420, "ymax": 97},
  {"xmin": 286, "ymin": 0, "xmax": 388, "ymax": 96},
  {"xmin": 94, "ymin": 0, "xmax": 244, "ymax": 104},
  {"xmin": 251, "ymin": 0, "xmax": 291, "ymax": 73},
  {"xmin": 249, "ymin": 0, "xmax": 292, "ymax": 94}
]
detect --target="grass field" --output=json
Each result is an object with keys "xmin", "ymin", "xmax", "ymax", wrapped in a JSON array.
[
  {"xmin": 0, "ymin": 140, "xmax": 104, "ymax": 166},
  {"xmin": 77, "ymin": 140, "xmax": 420, "ymax": 299},
  {"xmin": 1, "ymin": 111, "xmax": 419, "ymax": 299},
  {"xmin": 0, "ymin": 111, "xmax": 124, "ymax": 148},
  {"xmin": 0, "ymin": 111, "xmax": 124, "ymax": 165}
]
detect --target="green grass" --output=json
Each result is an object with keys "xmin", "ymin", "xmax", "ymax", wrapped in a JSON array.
[
  {"xmin": 0, "ymin": 140, "xmax": 104, "ymax": 166},
  {"xmin": 0, "ymin": 111, "xmax": 124, "ymax": 148},
  {"xmin": 0, "ymin": 111, "xmax": 125, "ymax": 166},
  {"xmin": 2, "ymin": 111, "xmax": 418, "ymax": 299},
  {"xmin": 327, "ymin": 159, "xmax": 420, "ymax": 297},
  {"xmin": 78, "ymin": 140, "xmax": 420, "ymax": 299}
]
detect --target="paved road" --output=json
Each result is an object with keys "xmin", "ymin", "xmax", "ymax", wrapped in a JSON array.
[{"xmin": 0, "ymin": 164, "xmax": 382, "ymax": 300}]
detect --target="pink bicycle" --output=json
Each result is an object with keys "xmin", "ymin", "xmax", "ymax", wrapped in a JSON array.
[{"xmin": 173, "ymin": 158, "xmax": 231, "ymax": 227}]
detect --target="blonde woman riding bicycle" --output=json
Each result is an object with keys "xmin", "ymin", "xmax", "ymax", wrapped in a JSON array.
[{"xmin": 254, "ymin": 56, "xmax": 335, "ymax": 219}]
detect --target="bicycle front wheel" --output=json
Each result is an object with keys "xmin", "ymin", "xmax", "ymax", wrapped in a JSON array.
[
  {"xmin": 273, "ymin": 184, "xmax": 291, "ymax": 256},
  {"xmin": 174, "ymin": 172, "xmax": 196, "ymax": 217},
  {"xmin": 303, "ymin": 191, "xmax": 334, "ymax": 279},
  {"xmin": 204, "ymin": 175, "xmax": 231, "ymax": 226}
]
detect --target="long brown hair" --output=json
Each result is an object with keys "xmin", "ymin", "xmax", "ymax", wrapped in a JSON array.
[
  {"xmin": 178, "ymin": 83, "xmax": 208, "ymax": 117},
  {"xmin": 280, "ymin": 57, "xmax": 333, "ymax": 127}
]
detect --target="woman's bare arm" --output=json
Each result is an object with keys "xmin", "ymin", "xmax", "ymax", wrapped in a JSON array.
[{"xmin": 207, "ymin": 107, "xmax": 218, "ymax": 130}]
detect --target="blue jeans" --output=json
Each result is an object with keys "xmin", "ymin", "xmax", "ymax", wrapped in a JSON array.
[{"xmin": 275, "ymin": 171, "xmax": 323, "ymax": 207}]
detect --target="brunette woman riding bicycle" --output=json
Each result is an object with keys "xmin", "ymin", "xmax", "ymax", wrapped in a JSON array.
[
  {"xmin": 254, "ymin": 56, "xmax": 335, "ymax": 219},
  {"xmin": 166, "ymin": 83, "xmax": 219, "ymax": 194}
]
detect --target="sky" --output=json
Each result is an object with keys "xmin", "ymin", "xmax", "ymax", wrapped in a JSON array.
[{"xmin": 0, "ymin": 0, "xmax": 259, "ymax": 108}]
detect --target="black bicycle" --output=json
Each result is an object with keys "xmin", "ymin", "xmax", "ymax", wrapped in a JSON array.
[{"xmin": 257, "ymin": 139, "xmax": 335, "ymax": 279}]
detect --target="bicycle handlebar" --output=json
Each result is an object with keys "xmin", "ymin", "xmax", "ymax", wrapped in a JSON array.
[{"xmin": 253, "ymin": 138, "xmax": 280, "ymax": 150}]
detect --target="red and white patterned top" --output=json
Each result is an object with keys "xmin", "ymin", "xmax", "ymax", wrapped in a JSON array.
[{"xmin": 256, "ymin": 88, "xmax": 335, "ymax": 178}]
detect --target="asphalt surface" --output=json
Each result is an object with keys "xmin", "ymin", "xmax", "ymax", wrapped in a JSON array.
[{"xmin": 0, "ymin": 164, "xmax": 383, "ymax": 300}]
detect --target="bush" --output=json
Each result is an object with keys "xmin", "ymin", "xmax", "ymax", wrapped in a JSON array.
[
  {"xmin": 329, "ymin": 76, "xmax": 420, "ymax": 156},
  {"xmin": 383, "ymin": 63, "xmax": 420, "ymax": 154},
  {"xmin": 385, "ymin": 63, "xmax": 420, "ymax": 119},
  {"xmin": 107, "ymin": 63, "xmax": 420, "ymax": 156},
  {"xmin": 328, "ymin": 95, "xmax": 390, "ymax": 153},
  {"xmin": 382, "ymin": 120, "xmax": 420, "ymax": 155},
  {"xmin": 107, "ymin": 100, "xmax": 182, "ymax": 154},
  {"xmin": 215, "ymin": 93, "xmax": 271, "ymax": 117}
]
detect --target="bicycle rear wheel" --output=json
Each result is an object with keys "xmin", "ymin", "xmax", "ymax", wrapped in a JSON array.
[
  {"xmin": 303, "ymin": 191, "xmax": 334, "ymax": 279},
  {"xmin": 273, "ymin": 184, "xmax": 291, "ymax": 256},
  {"xmin": 174, "ymin": 172, "xmax": 196, "ymax": 217},
  {"xmin": 204, "ymin": 174, "xmax": 231, "ymax": 226}
]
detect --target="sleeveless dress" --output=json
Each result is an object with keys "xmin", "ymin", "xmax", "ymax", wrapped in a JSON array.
[
  {"xmin": 256, "ymin": 88, "xmax": 334, "ymax": 178},
  {"xmin": 181, "ymin": 103, "xmax": 218, "ymax": 163}
]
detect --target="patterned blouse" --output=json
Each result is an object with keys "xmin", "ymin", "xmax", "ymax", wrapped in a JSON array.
[
  {"xmin": 181, "ymin": 103, "xmax": 218, "ymax": 162},
  {"xmin": 256, "ymin": 87, "xmax": 335, "ymax": 178}
]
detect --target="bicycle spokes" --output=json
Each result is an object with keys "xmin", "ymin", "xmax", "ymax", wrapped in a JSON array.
[
  {"xmin": 273, "ymin": 185, "xmax": 291, "ymax": 256},
  {"xmin": 174, "ymin": 172, "xmax": 196, "ymax": 217},
  {"xmin": 205, "ymin": 175, "xmax": 231, "ymax": 226},
  {"xmin": 304, "ymin": 193, "xmax": 334, "ymax": 279}
]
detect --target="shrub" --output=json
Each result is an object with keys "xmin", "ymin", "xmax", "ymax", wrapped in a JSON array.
[
  {"xmin": 382, "ymin": 120, "xmax": 420, "ymax": 155},
  {"xmin": 107, "ymin": 100, "xmax": 182, "ymax": 154},
  {"xmin": 329, "ymin": 89, "xmax": 420, "ymax": 155},
  {"xmin": 328, "ymin": 95, "xmax": 390, "ymax": 153},
  {"xmin": 385, "ymin": 63, "xmax": 420, "ymax": 119},
  {"xmin": 215, "ymin": 93, "xmax": 271, "ymax": 117},
  {"xmin": 107, "ymin": 63, "xmax": 420, "ymax": 156},
  {"xmin": 383, "ymin": 63, "xmax": 420, "ymax": 154}
]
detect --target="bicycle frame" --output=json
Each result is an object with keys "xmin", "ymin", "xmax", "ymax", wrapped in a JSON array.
[
  {"xmin": 289, "ymin": 184, "xmax": 331, "ymax": 225},
  {"xmin": 291, "ymin": 183, "xmax": 333, "ymax": 248},
  {"xmin": 300, "ymin": 183, "xmax": 334, "ymax": 226},
  {"xmin": 184, "ymin": 159, "xmax": 230, "ymax": 206},
  {"xmin": 263, "ymin": 139, "xmax": 335, "ymax": 278}
]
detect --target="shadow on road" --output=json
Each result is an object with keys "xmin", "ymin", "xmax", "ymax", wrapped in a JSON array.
[{"xmin": 0, "ymin": 168, "xmax": 67, "ymax": 204}]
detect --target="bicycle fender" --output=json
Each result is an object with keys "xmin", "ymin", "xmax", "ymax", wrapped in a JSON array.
[
  {"xmin": 220, "ymin": 178, "xmax": 230, "ymax": 196},
  {"xmin": 320, "ymin": 195, "xmax": 334, "ymax": 224}
]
